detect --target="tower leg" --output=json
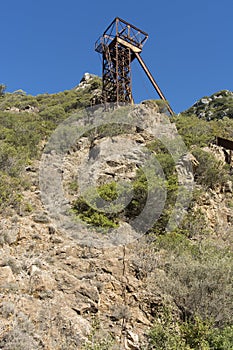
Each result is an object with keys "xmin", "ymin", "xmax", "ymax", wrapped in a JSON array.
[{"xmin": 102, "ymin": 40, "xmax": 133, "ymax": 105}]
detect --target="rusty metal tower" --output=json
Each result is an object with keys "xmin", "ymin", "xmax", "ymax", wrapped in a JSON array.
[{"xmin": 95, "ymin": 17, "xmax": 173, "ymax": 115}]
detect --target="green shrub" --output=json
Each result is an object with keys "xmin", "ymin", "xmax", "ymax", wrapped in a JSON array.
[
  {"xmin": 71, "ymin": 153, "xmax": 177, "ymax": 232},
  {"xmin": 153, "ymin": 234, "xmax": 233, "ymax": 326},
  {"xmin": 142, "ymin": 99, "xmax": 171, "ymax": 114},
  {"xmin": 192, "ymin": 148, "xmax": 230, "ymax": 189},
  {"xmin": 172, "ymin": 115, "xmax": 217, "ymax": 148},
  {"xmin": 0, "ymin": 172, "xmax": 22, "ymax": 211},
  {"xmin": 208, "ymin": 325, "xmax": 233, "ymax": 349},
  {"xmin": 177, "ymin": 207, "xmax": 209, "ymax": 238},
  {"xmin": 148, "ymin": 314, "xmax": 233, "ymax": 350},
  {"xmin": 147, "ymin": 307, "xmax": 187, "ymax": 350},
  {"xmin": 173, "ymin": 112, "xmax": 233, "ymax": 150},
  {"xmin": 39, "ymin": 105, "xmax": 66, "ymax": 123},
  {"xmin": 72, "ymin": 191, "xmax": 119, "ymax": 230},
  {"xmin": 97, "ymin": 181, "xmax": 119, "ymax": 201}
]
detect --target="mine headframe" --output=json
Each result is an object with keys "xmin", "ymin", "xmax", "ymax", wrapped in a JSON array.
[{"xmin": 95, "ymin": 17, "xmax": 173, "ymax": 115}]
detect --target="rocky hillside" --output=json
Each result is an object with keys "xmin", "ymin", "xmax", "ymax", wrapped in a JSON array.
[
  {"xmin": 183, "ymin": 90, "xmax": 233, "ymax": 120},
  {"xmin": 0, "ymin": 78, "xmax": 233, "ymax": 349}
]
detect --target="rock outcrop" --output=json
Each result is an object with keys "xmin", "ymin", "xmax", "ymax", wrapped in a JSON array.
[{"xmin": 183, "ymin": 90, "xmax": 233, "ymax": 120}]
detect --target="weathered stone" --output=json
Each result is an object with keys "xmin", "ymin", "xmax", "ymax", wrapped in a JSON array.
[
  {"xmin": 32, "ymin": 211, "xmax": 50, "ymax": 223},
  {"xmin": 3, "ymin": 228, "xmax": 18, "ymax": 245},
  {"xmin": 75, "ymin": 73, "xmax": 98, "ymax": 90},
  {"xmin": 176, "ymin": 153, "xmax": 197, "ymax": 184},
  {"xmin": 224, "ymin": 180, "xmax": 233, "ymax": 193},
  {"xmin": 72, "ymin": 301, "xmax": 98, "ymax": 315},
  {"xmin": 126, "ymin": 330, "xmax": 140, "ymax": 349},
  {"xmin": 0, "ymin": 266, "xmax": 15, "ymax": 287},
  {"xmin": 30, "ymin": 269, "xmax": 57, "ymax": 293},
  {"xmin": 58, "ymin": 306, "xmax": 91, "ymax": 342},
  {"xmin": 77, "ymin": 284, "xmax": 99, "ymax": 303}
]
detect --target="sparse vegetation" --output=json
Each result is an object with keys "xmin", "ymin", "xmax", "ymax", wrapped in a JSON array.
[
  {"xmin": 1, "ymin": 83, "xmax": 233, "ymax": 349},
  {"xmin": 0, "ymin": 77, "xmax": 100, "ymax": 213},
  {"xmin": 182, "ymin": 90, "xmax": 233, "ymax": 120},
  {"xmin": 147, "ymin": 311, "xmax": 233, "ymax": 350},
  {"xmin": 134, "ymin": 232, "xmax": 233, "ymax": 349},
  {"xmin": 191, "ymin": 147, "xmax": 230, "ymax": 189},
  {"xmin": 173, "ymin": 114, "xmax": 233, "ymax": 149}
]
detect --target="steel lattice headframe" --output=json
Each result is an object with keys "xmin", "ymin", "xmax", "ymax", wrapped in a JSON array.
[{"xmin": 95, "ymin": 17, "xmax": 173, "ymax": 115}]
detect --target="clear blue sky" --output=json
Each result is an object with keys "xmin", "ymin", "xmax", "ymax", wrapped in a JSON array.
[{"xmin": 1, "ymin": 0, "xmax": 232, "ymax": 113}]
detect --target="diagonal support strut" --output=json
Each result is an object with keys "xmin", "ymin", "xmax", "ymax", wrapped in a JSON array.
[{"xmin": 135, "ymin": 52, "xmax": 174, "ymax": 115}]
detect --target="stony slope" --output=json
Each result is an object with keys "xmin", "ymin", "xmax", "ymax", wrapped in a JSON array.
[
  {"xmin": 0, "ymin": 80, "xmax": 233, "ymax": 349},
  {"xmin": 183, "ymin": 90, "xmax": 233, "ymax": 120}
]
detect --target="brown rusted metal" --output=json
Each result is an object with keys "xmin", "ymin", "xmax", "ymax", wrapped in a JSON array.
[
  {"xmin": 95, "ymin": 18, "xmax": 148, "ymax": 105},
  {"xmin": 135, "ymin": 52, "xmax": 174, "ymax": 115},
  {"xmin": 101, "ymin": 37, "xmax": 133, "ymax": 104},
  {"xmin": 95, "ymin": 17, "xmax": 148, "ymax": 54},
  {"xmin": 216, "ymin": 136, "xmax": 233, "ymax": 164},
  {"xmin": 216, "ymin": 137, "xmax": 233, "ymax": 151},
  {"xmin": 95, "ymin": 18, "xmax": 173, "ymax": 111}
]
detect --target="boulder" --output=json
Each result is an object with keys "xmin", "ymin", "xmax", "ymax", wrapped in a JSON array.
[{"xmin": 0, "ymin": 266, "xmax": 15, "ymax": 288}]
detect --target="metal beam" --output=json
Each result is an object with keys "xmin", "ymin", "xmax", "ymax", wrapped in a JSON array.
[
  {"xmin": 115, "ymin": 17, "xmax": 149, "ymax": 37},
  {"xmin": 135, "ymin": 52, "xmax": 174, "ymax": 115},
  {"xmin": 95, "ymin": 18, "xmax": 174, "ymax": 112},
  {"xmin": 216, "ymin": 136, "xmax": 233, "ymax": 151}
]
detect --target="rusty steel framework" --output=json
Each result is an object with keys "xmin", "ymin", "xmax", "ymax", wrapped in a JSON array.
[
  {"xmin": 95, "ymin": 17, "xmax": 173, "ymax": 115},
  {"xmin": 216, "ymin": 136, "xmax": 233, "ymax": 151},
  {"xmin": 216, "ymin": 136, "xmax": 233, "ymax": 164}
]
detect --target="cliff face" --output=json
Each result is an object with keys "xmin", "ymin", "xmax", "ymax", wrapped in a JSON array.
[{"xmin": 0, "ymin": 82, "xmax": 233, "ymax": 349}]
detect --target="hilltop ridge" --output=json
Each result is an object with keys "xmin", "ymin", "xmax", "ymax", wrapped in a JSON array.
[{"xmin": 183, "ymin": 89, "xmax": 233, "ymax": 120}]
